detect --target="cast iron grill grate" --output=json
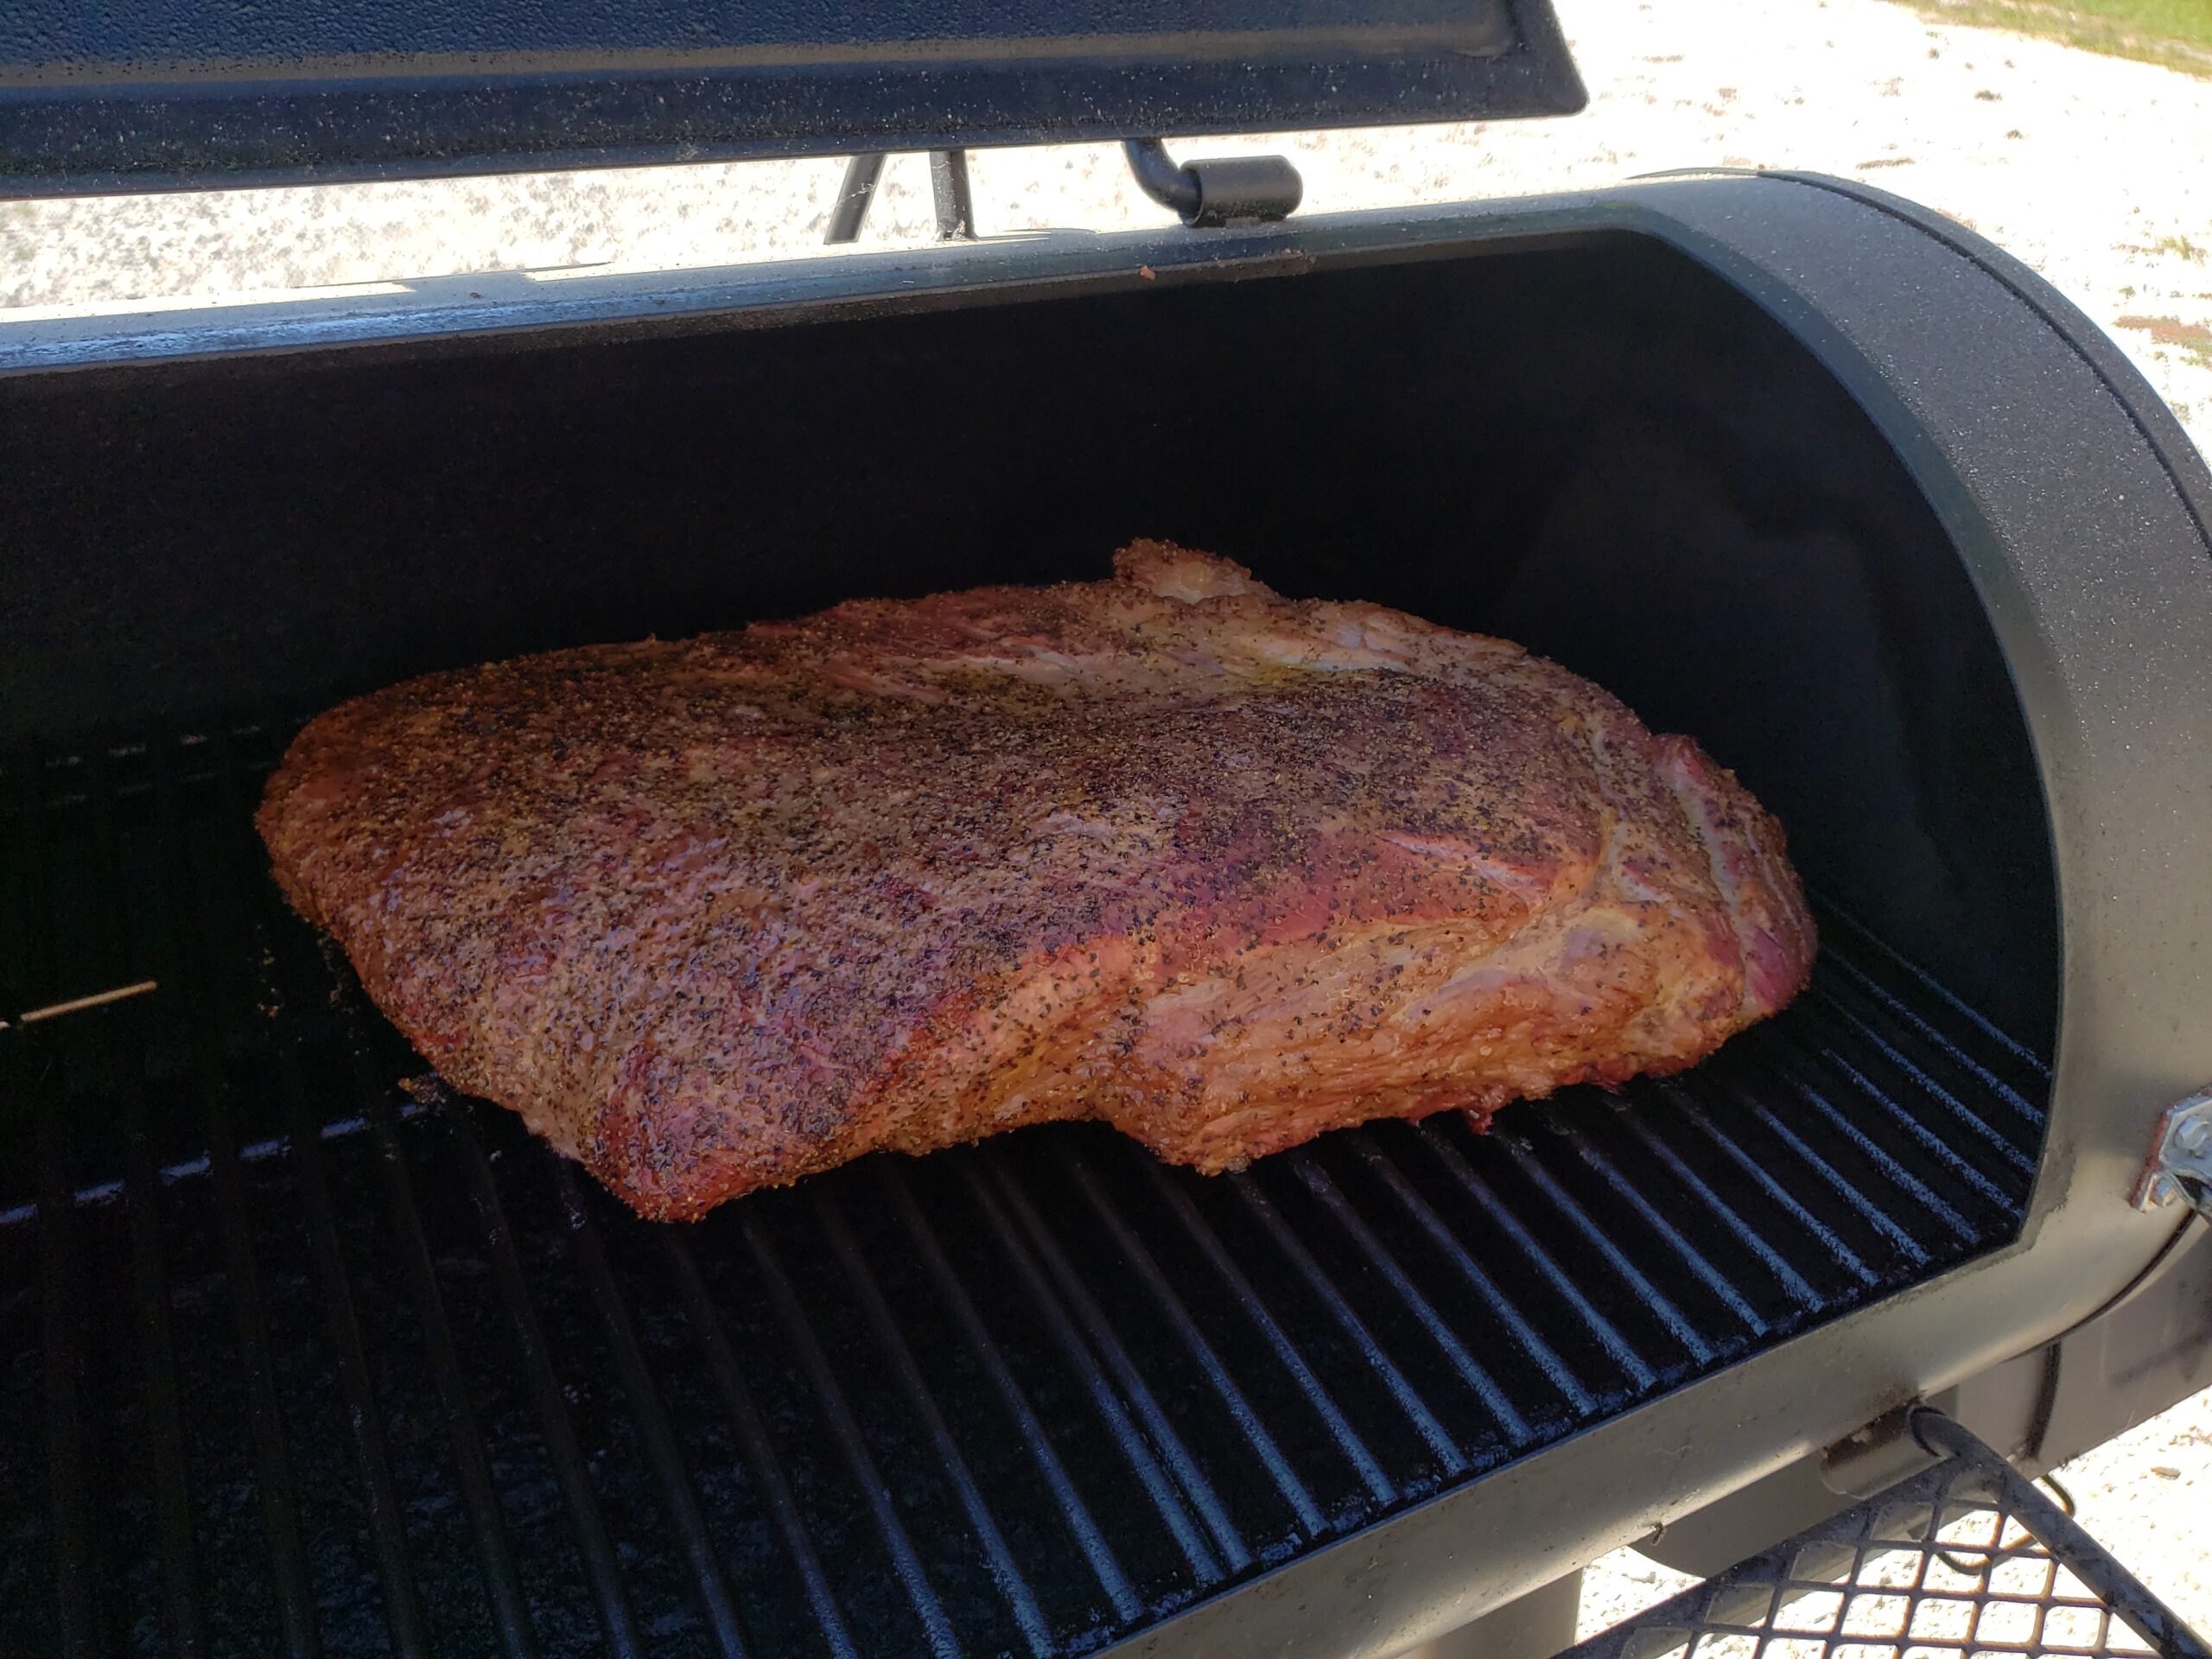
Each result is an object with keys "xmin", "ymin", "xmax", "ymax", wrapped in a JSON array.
[
  {"xmin": 0, "ymin": 721, "xmax": 2050, "ymax": 1658},
  {"xmin": 1565, "ymin": 1419, "xmax": 2209, "ymax": 1659}
]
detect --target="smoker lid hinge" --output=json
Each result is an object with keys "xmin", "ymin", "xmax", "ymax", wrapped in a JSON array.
[
  {"xmin": 824, "ymin": 148, "xmax": 978, "ymax": 245},
  {"xmin": 1122, "ymin": 137, "xmax": 1303, "ymax": 227},
  {"xmin": 2131, "ymin": 1089, "xmax": 2212, "ymax": 1224}
]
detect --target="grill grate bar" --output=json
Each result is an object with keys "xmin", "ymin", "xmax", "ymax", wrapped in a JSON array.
[
  {"xmin": 192, "ymin": 726, "xmax": 437, "ymax": 1654},
  {"xmin": 1503, "ymin": 1145, "xmax": 1716, "ymax": 1364},
  {"xmin": 969, "ymin": 1157, "xmax": 1243, "ymax": 1580},
  {"xmin": 552, "ymin": 1160, "xmax": 752, "ymax": 1659},
  {"xmin": 1798, "ymin": 988, "xmax": 2038, "ymax": 1175},
  {"xmin": 1546, "ymin": 1125, "xmax": 1770, "ymax": 1335},
  {"xmin": 447, "ymin": 1103, "xmax": 645, "ymax": 1659},
  {"xmin": 149, "ymin": 753, "xmax": 325, "ymax": 1659},
  {"xmin": 1614, "ymin": 1106, "xmax": 1823, "ymax": 1308},
  {"xmin": 1289, "ymin": 1150, "xmax": 1531, "ymax": 1442},
  {"xmin": 280, "ymin": 1046, "xmax": 435, "ymax": 1658},
  {"xmin": 1787, "ymin": 1008, "xmax": 2025, "ymax": 1185},
  {"xmin": 739, "ymin": 1205, "xmax": 963, "ymax": 1659},
  {"xmin": 1345, "ymin": 1129, "xmax": 1596, "ymax": 1414},
  {"xmin": 1228, "ymin": 1166, "xmax": 1470, "ymax": 1476},
  {"xmin": 1058, "ymin": 1147, "xmax": 1332, "ymax": 1535},
  {"xmin": 1652, "ymin": 1077, "xmax": 1881, "ymax": 1287},
  {"xmin": 1411, "ymin": 1121, "xmax": 1659, "ymax": 1389},
  {"xmin": 1817, "ymin": 912, "xmax": 2048, "ymax": 1080},
  {"xmin": 813, "ymin": 1185, "xmax": 1057, "ymax": 1656},
  {"xmin": 1717, "ymin": 1069, "xmax": 1936, "ymax": 1266},
  {"xmin": 86, "ymin": 750, "xmax": 208, "ymax": 1657},
  {"xmin": 1139, "ymin": 1154, "xmax": 1402, "ymax": 1503},
  {"xmin": 14, "ymin": 753, "xmax": 100, "ymax": 1656},
  {"xmin": 659, "ymin": 1233, "xmax": 860, "ymax": 1659},
  {"xmin": 360, "ymin": 1073, "xmax": 543, "ymax": 1659},
  {"xmin": 1743, "ymin": 1036, "xmax": 1981, "ymax": 1241},
  {"xmin": 122, "ymin": 1089, "xmax": 207, "ymax": 1658},
  {"xmin": 35, "ymin": 1078, "xmax": 99, "ymax": 1659},
  {"xmin": 877, "ymin": 1165, "xmax": 1147, "ymax": 1623},
  {"xmin": 202, "ymin": 1046, "xmax": 326, "ymax": 1659}
]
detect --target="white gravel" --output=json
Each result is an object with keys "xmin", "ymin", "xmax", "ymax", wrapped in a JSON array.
[
  {"xmin": 4, "ymin": 0, "xmax": 2209, "ymax": 455},
  {"xmin": 8, "ymin": 0, "xmax": 2207, "ymax": 1642}
]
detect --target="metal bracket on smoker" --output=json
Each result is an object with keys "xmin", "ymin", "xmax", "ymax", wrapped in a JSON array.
[
  {"xmin": 2131, "ymin": 1089, "xmax": 2212, "ymax": 1224},
  {"xmin": 1122, "ymin": 137, "xmax": 1303, "ymax": 226},
  {"xmin": 824, "ymin": 148, "xmax": 976, "ymax": 245},
  {"xmin": 824, "ymin": 136, "xmax": 1300, "ymax": 244}
]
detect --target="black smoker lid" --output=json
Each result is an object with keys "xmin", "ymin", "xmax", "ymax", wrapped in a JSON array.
[{"xmin": 0, "ymin": 0, "xmax": 1584, "ymax": 198}]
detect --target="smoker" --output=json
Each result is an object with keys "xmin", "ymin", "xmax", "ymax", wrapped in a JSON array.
[{"xmin": 4, "ymin": 3, "xmax": 2210, "ymax": 1656}]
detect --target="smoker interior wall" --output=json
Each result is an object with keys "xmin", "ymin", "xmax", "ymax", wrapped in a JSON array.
[{"xmin": 0, "ymin": 230, "xmax": 2056, "ymax": 1045}]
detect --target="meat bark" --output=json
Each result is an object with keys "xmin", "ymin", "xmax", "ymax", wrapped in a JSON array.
[{"xmin": 260, "ymin": 542, "xmax": 1815, "ymax": 1219}]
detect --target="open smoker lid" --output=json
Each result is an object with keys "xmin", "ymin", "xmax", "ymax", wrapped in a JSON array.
[{"xmin": 0, "ymin": 0, "xmax": 1584, "ymax": 197}]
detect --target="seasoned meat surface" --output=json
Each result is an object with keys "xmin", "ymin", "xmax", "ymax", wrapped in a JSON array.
[{"xmin": 260, "ymin": 543, "xmax": 1815, "ymax": 1220}]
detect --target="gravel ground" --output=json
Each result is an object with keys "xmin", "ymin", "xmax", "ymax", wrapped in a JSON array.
[{"xmin": 7, "ymin": 0, "xmax": 2207, "ymax": 1644}]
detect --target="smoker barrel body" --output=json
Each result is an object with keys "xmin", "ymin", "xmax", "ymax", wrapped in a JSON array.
[{"xmin": 1, "ymin": 172, "xmax": 2207, "ymax": 1658}]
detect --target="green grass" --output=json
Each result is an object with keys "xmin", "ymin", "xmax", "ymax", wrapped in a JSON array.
[
  {"xmin": 1908, "ymin": 0, "xmax": 2212, "ymax": 76},
  {"xmin": 2116, "ymin": 314, "xmax": 2212, "ymax": 370}
]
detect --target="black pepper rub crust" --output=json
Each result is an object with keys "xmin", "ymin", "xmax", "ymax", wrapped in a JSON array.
[{"xmin": 259, "ymin": 541, "xmax": 1815, "ymax": 1220}]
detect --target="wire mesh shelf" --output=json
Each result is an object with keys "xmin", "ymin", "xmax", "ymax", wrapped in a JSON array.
[{"xmin": 1567, "ymin": 1413, "xmax": 2209, "ymax": 1659}]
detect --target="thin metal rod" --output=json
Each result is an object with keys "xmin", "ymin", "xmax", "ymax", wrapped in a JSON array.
[
  {"xmin": 878, "ymin": 1166, "xmax": 1144, "ymax": 1622},
  {"xmin": 824, "ymin": 152, "xmax": 885, "ymax": 244},
  {"xmin": 812, "ymin": 1186, "xmax": 1053, "ymax": 1656},
  {"xmin": 1911, "ymin": 1409, "xmax": 2212, "ymax": 1659},
  {"xmin": 359, "ymin": 1073, "xmax": 543, "ymax": 1659},
  {"xmin": 1056, "ymin": 1145, "xmax": 1327, "ymax": 1535},
  {"xmin": 1226, "ymin": 1167, "xmax": 1465, "ymax": 1477},
  {"xmin": 1122, "ymin": 138, "xmax": 1200, "ymax": 217},
  {"xmin": 552, "ymin": 1161, "xmax": 750, "ymax": 1659},
  {"xmin": 1290, "ymin": 1149, "xmax": 1532, "ymax": 1442},
  {"xmin": 15, "ymin": 978, "xmax": 158, "ymax": 1024},
  {"xmin": 929, "ymin": 149, "xmax": 976, "ymax": 240},
  {"xmin": 662, "ymin": 1234, "xmax": 859, "ymax": 1659},
  {"xmin": 969, "ymin": 1156, "xmax": 1240, "ymax": 1580},
  {"xmin": 738, "ymin": 1207, "xmax": 961, "ymax": 1659},
  {"xmin": 448, "ymin": 1105, "xmax": 645, "ymax": 1659},
  {"xmin": 87, "ymin": 755, "xmax": 207, "ymax": 1655}
]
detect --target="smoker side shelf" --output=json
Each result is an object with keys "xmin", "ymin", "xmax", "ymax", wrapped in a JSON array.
[{"xmin": 1567, "ymin": 1411, "xmax": 2209, "ymax": 1659}]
